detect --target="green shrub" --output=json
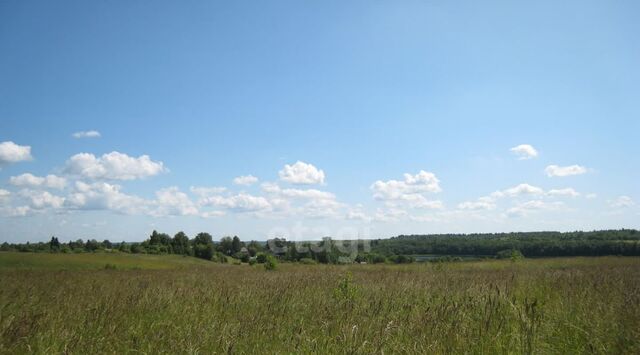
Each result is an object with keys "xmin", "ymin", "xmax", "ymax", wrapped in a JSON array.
[
  {"xmin": 264, "ymin": 255, "xmax": 277, "ymax": 271},
  {"xmin": 333, "ymin": 272, "xmax": 358, "ymax": 306},
  {"xmin": 256, "ymin": 253, "xmax": 268, "ymax": 264},
  {"xmin": 497, "ymin": 249, "xmax": 524, "ymax": 261}
]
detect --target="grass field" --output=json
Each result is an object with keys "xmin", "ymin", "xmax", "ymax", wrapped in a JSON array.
[{"xmin": 0, "ymin": 253, "xmax": 639, "ymax": 354}]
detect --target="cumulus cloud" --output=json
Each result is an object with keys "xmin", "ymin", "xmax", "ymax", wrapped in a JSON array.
[
  {"xmin": 279, "ymin": 161, "xmax": 325, "ymax": 185},
  {"xmin": 19, "ymin": 190, "xmax": 65, "ymax": 209},
  {"xmin": 72, "ymin": 130, "xmax": 101, "ymax": 139},
  {"xmin": 66, "ymin": 181, "xmax": 149, "ymax": 215},
  {"xmin": 9, "ymin": 173, "xmax": 67, "ymax": 190},
  {"xmin": 151, "ymin": 187, "xmax": 199, "ymax": 217},
  {"xmin": 259, "ymin": 182, "xmax": 347, "ymax": 218},
  {"xmin": 608, "ymin": 196, "xmax": 635, "ymax": 209},
  {"xmin": 547, "ymin": 188, "xmax": 580, "ymax": 197},
  {"xmin": 345, "ymin": 205, "xmax": 370, "ymax": 221},
  {"xmin": 65, "ymin": 151, "xmax": 166, "ymax": 180},
  {"xmin": 370, "ymin": 171, "xmax": 443, "ymax": 216},
  {"xmin": 233, "ymin": 175, "xmax": 259, "ymax": 186},
  {"xmin": 510, "ymin": 144, "xmax": 538, "ymax": 160},
  {"xmin": 371, "ymin": 170, "xmax": 441, "ymax": 201},
  {"xmin": 0, "ymin": 189, "xmax": 10, "ymax": 202},
  {"xmin": 545, "ymin": 164, "xmax": 587, "ymax": 177},
  {"xmin": 373, "ymin": 208, "xmax": 408, "ymax": 222},
  {"xmin": 0, "ymin": 141, "xmax": 32, "ymax": 166},
  {"xmin": 457, "ymin": 199, "xmax": 496, "ymax": 211},
  {"xmin": 0, "ymin": 205, "xmax": 31, "ymax": 217},
  {"xmin": 491, "ymin": 183, "xmax": 544, "ymax": 199},
  {"xmin": 200, "ymin": 193, "xmax": 272, "ymax": 212}
]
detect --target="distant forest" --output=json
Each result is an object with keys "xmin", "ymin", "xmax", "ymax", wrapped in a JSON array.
[
  {"xmin": 369, "ymin": 229, "xmax": 640, "ymax": 257},
  {"xmin": 2, "ymin": 229, "xmax": 639, "ymax": 264}
]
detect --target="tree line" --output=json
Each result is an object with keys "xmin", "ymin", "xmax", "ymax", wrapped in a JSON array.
[
  {"xmin": 2, "ymin": 229, "xmax": 638, "ymax": 263},
  {"xmin": 368, "ymin": 229, "xmax": 640, "ymax": 257}
]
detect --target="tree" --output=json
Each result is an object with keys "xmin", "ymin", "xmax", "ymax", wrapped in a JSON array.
[
  {"xmin": 194, "ymin": 232, "xmax": 213, "ymax": 246},
  {"xmin": 102, "ymin": 239, "xmax": 113, "ymax": 249},
  {"xmin": 193, "ymin": 232, "xmax": 214, "ymax": 260},
  {"xmin": 172, "ymin": 231, "xmax": 190, "ymax": 255},
  {"xmin": 118, "ymin": 241, "xmax": 129, "ymax": 253},
  {"xmin": 49, "ymin": 236, "xmax": 61, "ymax": 251},
  {"xmin": 195, "ymin": 243, "xmax": 215, "ymax": 260},
  {"xmin": 219, "ymin": 236, "xmax": 233, "ymax": 255},
  {"xmin": 231, "ymin": 236, "xmax": 242, "ymax": 254},
  {"xmin": 246, "ymin": 241, "xmax": 263, "ymax": 256},
  {"xmin": 85, "ymin": 239, "xmax": 99, "ymax": 252}
]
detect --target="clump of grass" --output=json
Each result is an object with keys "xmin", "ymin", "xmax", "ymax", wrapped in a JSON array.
[{"xmin": 103, "ymin": 263, "xmax": 117, "ymax": 270}]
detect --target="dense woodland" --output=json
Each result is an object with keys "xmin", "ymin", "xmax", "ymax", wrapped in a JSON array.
[
  {"xmin": 370, "ymin": 229, "xmax": 640, "ymax": 257},
  {"xmin": 1, "ymin": 229, "xmax": 639, "ymax": 264}
]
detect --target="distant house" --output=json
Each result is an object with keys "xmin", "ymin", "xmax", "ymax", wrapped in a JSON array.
[{"xmin": 239, "ymin": 247, "xmax": 249, "ymax": 255}]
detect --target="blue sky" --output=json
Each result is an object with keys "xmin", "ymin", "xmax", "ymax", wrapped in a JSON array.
[{"xmin": 1, "ymin": 0, "xmax": 638, "ymax": 242}]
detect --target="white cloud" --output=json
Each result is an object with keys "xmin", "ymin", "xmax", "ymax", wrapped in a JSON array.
[
  {"xmin": 547, "ymin": 188, "xmax": 580, "ymax": 198},
  {"xmin": 608, "ymin": 196, "xmax": 635, "ymax": 209},
  {"xmin": 200, "ymin": 210, "xmax": 226, "ymax": 218},
  {"xmin": 545, "ymin": 164, "xmax": 588, "ymax": 177},
  {"xmin": 299, "ymin": 198, "xmax": 344, "ymax": 218},
  {"xmin": 510, "ymin": 144, "xmax": 538, "ymax": 160},
  {"xmin": 65, "ymin": 151, "xmax": 166, "ymax": 180},
  {"xmin": 371, "ymin": 170, "xmax": 441, "ymax": 201},
  {"xmin": 0, "ymin": 189, "xmax": 10, "ymax": 202},
  {"xmin": 491, "ymin": 183, "xmax": 544, "ymax": 199},
  {"xmin": 586, "ymin": 193, "xmax": 597, "ymax": 199},
  {"xmin": 279, "ymin": 161, "xmax": 325, "ymax": 185},
  {"xmin": 151, "ymin": 187, "xmax": 199, "ymax": 217},
  {"xmin": 9, "ymin": 173, "xmax": 67, "ymax": 189},
  {"xmin": 0, "ymin": 141, "xmax": 32, "ymax": 166},
  {"xmin": 457, "ymin": 200, "xmax": 496, "ymax": 210},
  {"xmin": 373, "ymin": 208, "xmax": 408, "ymax": 222},
  {"xmin": 66, "ymin": 181, "xmax": 149, "ymax": 215},
  {"xmin": 19, "ymin": 190, "xmax": 65, "ymax": 209},
  {"xmin": 233, "ymin": 175, "xmax": 259, "ymax": 186},
  {"xmin": 345, "ymin": 205, "xmax": 370, "ymax": 221},
  {"xmin": 0, "ymin": 205, "xmax": 31, "ymax": 217},
  {"xmin": 280, "ymin": 188, "xmax": 335, "ymax": 201},
  {"xmin": 260, "ymin": 182, "xmax": 343, "ymax": 217},
  {"xmin": 200, "ymin": 193, "xmax": 272, "ymax": 212},
  {"xmin": 72, "ymin": 130, "xmax": 101, "ymax": 139}
]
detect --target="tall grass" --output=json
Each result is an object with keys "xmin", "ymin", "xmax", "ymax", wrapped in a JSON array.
[{"xmin": 0, "ymin": 255, "xmax": 638, "ymax": 353}]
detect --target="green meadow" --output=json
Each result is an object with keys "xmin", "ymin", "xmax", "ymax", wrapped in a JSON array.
[{"xmin": 0, "ymin": 252, "xmax": 639, "ymax": 354}]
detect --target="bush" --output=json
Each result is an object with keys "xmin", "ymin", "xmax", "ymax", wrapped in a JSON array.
[
  {"xmin": 256, "ymin": 253, "xmax": 268, "ymax": 264},
  {"xmin": 333, "ymin": 272, "xmax": 358, "ymax": 306},
  {"xmin": 264, "ymin": 255, "xmax": 277, "ymax": 271},
  {"xmin": 248, "ymin": 258, "xmax": 257, "ymax": 266},
  {"xmin": 212, "ymin": 252, "xmax": 228, "ymax": 263},
  {"xmin": 497, "ymin": 249, "xmax": 524, "ymax": 261}
]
